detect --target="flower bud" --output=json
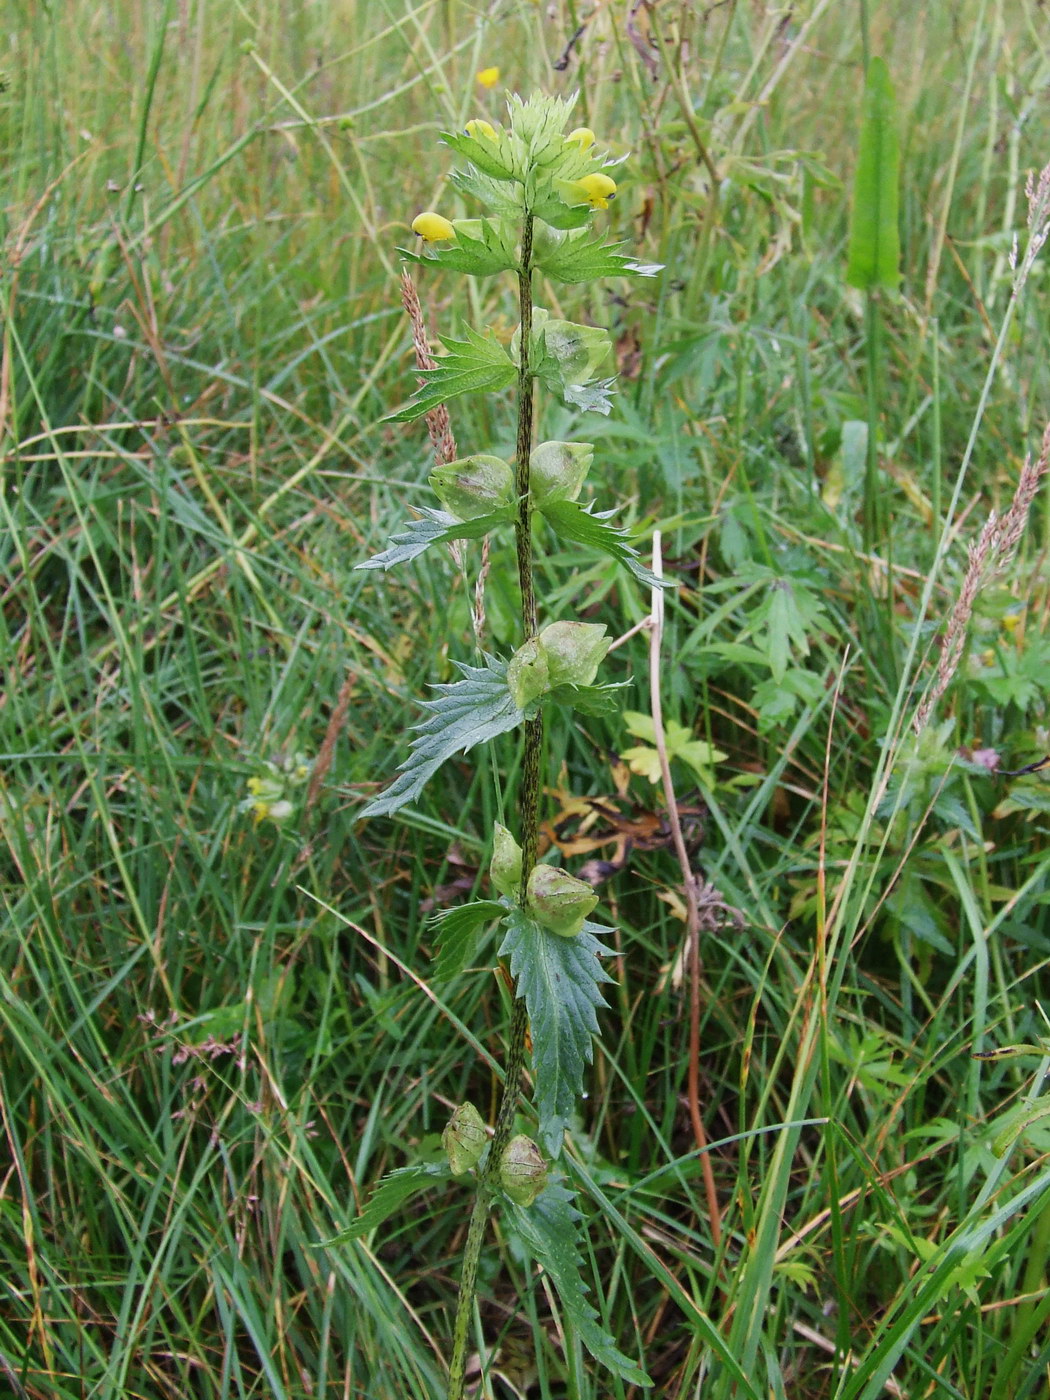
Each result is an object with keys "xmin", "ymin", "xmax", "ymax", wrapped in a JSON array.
[
  {"xmin": 429, "ymin": 454, "xmax": 515, "ymax": 521},
  {"xmin": 411, "ymin": 211, "xmax": 455, "ymax": 242},
  {"xmin": 526, "ymin": 863, "xmax": 598, "ymax": 938},
  {"xmin": 507, "ymin": 637, "xmax": 550, "ymax": 710},
  {"xmin": 465, "ymin": 118, "xmax": 498, "ymax": 141},
  {"xmin": 490, "ymin": 823, "xmax": 523, "ymax": 898},
  {"xmin": 564, "ymin": 127, "xmax": 596, "ymax": 150},
  {"xmin": 529, "ymin": 440, "xmax": 593, "ymax": 505},
  {"xmin": 538, "ymin": 621, "xmax": 609, "ymax": 689},
  {"xmin": 476, "ymin": 66, "xmax": 500, "ymax": 89},
  {"xmin": 442, "ymin": 1102, "xmax": 487, "ymax": 1175},
  {"xmin": 499, "ymin": 1134, "xmax": 548, "ymax": 1206}
]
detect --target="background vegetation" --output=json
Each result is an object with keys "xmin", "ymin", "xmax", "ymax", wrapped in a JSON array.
[{"xmin": 2, "ymin": 1, "xmax": 1050, "ymax": 1396}]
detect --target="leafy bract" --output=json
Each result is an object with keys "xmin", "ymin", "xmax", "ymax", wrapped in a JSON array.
[
  {"xmin": 507, "ymin": 1180, "xmax": 650, "ymax": 1385},
  {"xmin": 534, "ymin": 232, "xmax": 662, "ymax": 284},
  {"xmin": 355, "ymin": 505, "xmax": 516, "ymax": 572},
  {"xmin": 498, "ymin": 909, "xmax": 615, "ymax": 1156},
  {"xmin": 360, "ymin": 657, "xmax": 525, "ymax": 819},
  {"xmin": 318, "ymin": 1163, "xmax": 449, "ymax": 1245},
  {"xmin": 430, "ymin": 899, "xmax": 506, "ymax": 981},
  {"xmin": 539, "ymin": 498, "xmax": 675, "ymax": 591},
  {"xmin": 548, "ymin": 681, "xmax": 630, "ymax": 716},
  {"xmin": 399, "ymin": 217, "xmax": 519, "ymax": 278},
  {"xmin": 383, "ymin": 326, "xmax": 516, "ymax": 423}
]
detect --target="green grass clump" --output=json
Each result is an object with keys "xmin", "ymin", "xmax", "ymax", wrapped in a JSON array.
[{"xmin": 2, "ymin": 2, "xmax": 1050, "ymax": 1397}]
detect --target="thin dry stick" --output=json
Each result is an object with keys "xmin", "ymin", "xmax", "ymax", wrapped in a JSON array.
[
  {"xmin": 305, "ymin": 671, "xmax": 356, "ymax": 813},
  {"xmin": 646, "ymin": 531, "xmax": 723, "ymax": 1249},
  {"xmin": 914, "ymin": 419, "xmax": 1050, "ymax": 733}
]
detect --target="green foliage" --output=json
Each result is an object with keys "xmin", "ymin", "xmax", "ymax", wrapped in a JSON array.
[
  {"xmin": 360, "ymin": 658, "xmax": 525, "ymax": 819},
  {"xmin": 320, "ymin": 1164, "xmax": 450, "ymax": 1245},
  {"xmin": 539, "ymin": 498, "xmax": 673, "ymax": 590},
  {"xmin": 383, "ymin": 326, "xmax": 516, "ymax": 423},
  {"xmin": 498, "ymin": 910, "xmax": 615, "ymax": 1157},
  {"xmin": 846, "ymin": 56, "xmax": 901, "ymax": 292},
  {"xmin": 355, "ymin": 505, "xmax": 516, "ymax": 571},
  {"xmin": 430, "ymin": 900, "xmax": 506, "ymax": 981}
]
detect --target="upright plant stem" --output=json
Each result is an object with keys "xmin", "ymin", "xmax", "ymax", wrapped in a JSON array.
[{"xmin": 446, "ymin": 213, "xmax": 540, "ymax": 1400}]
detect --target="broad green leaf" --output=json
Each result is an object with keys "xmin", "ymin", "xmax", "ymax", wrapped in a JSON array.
[
  {"xmin": 846, "ymin": 56, "xmax": 900, "ymax": 292},
  {"xmin": 318, "ymin": 1163, "xmax": 449, "ymax": 1245},
  {"xmin": 539, "ymin": 498, "xmax": 675, "ymax": 591},
  {"xmin": 498, "ymin": 909, "xmax": 615, "ymax": 1157},
  {"xmin": 430, "ymin": 899, "xmax": 506, "ymax": 981},
  {"xmin": 507, "ymin": 1181, "xmax": 651, "ymax": 1386},
  {"xmin": 355, "ymin": 505, "xmax": 516, "ymax": 572},
  {"xmin": 360, "ymin": 657, "xmax": 525, "ymax": 819},
  {"xmin": 534, "ymin": 232, "xmax": 662, "ymax": 284},
  {"xmin": 383, "ymin": 325, "xmax": 516, "ymax": 423},
  {"xmin": 441, "ymin": 129, "xmax": 521, "ymax": 183}
]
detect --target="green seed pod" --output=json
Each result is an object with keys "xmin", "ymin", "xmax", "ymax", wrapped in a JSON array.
[
  {"xmin": 499, "ymin": 1134, "xmax": 548, "ymax": 1206},
  {"xmin": 540, "ymin": 318, "xmax": 611, "ymax": 383},
  {"xmin": 429, "ymin": 454, "xmax": 515, "ymax": 521},
  {"xmin": 442, "ymin": 1102, "xmax": 487, "ymax": 1175},
  {"xmin": 538, "ymin": 621, "xmax": 609, "ymax": 689},
  {"xmin": 507, "ymin": 637, "xmax": 550, "ymax": 710},
  {"xmin": 526, "ymin": 863, "xmax": 598, "ymax": 938},
  {"xmin": 529, "ymin": 440, "xmax": 593, "ymax": 505},
  {"xmin": 490, "ymin": 823, "xmax": 523, "ymax": 898}
]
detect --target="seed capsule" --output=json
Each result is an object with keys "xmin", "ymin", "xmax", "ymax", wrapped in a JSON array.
[
  {"xmin": 429, "ymin": 454, "xmax": 515, "ymax": 521},
  {"xmin": 499, "ymin": 1134, "xmax": 548, "ymax": 1205},
  {"xmin": 507, "ymin": 637, "xmax": 550, "ymax": 711},
  {"xmin": 526, "ymin": 863, "xmax": 598, "ymax": 938},
  {"xmin": 490, "ymin": 823, "xmax": 523, "ymax": 898},
  {"xmin": 442, "ymin": 1102, "xmax": 487, "ymax": 1175},
  {"xmin": 529, "ymin": 440, "xmax": 593, "ymax": 505},
  {"xmin": 537, "ymin": 620, "xmax": 610, "ymax": 689}
]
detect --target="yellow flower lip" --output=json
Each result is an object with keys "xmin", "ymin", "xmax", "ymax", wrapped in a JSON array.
[
  {"xmin": 575, "ymin": 172, "xmax": 617, "ymax": 210},
  {"xmin": 476, "ymin": 66, "xmax": 500, "ymax": 89},
  {"xmin": 565, "ymin": 127, "xmax": 595, "ymax": 149},
  {"xmin": 465, "ymin": 118, "xmax": 498, "ymax": 141},
  {"xmin": 411, "ymin": 211, "xmax": 456, "ymax": 242}
]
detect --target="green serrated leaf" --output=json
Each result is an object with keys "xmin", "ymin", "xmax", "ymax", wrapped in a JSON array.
[
  {"xmin": 535, "ymin": 232, "xmax": 662, "ymax": 284},
  {"xmin": 318, "ymin": 1163, "xmax": 449, "ymax": 1245},
  {"xmin": 360, "ymin": 657, "xmax": 525, "ymax": 819},
  {"xmin": 561, "ymin": 376, "xmax": 617, "ymax": 414},
  {"xmin": 355, "ymin": 505, "xmax": 516, "ymax": 572},
  {"xmin": 450, "ymin": 165, "xmax": 524, "ymax": 219},
  {"xmin": 441, "ymin": 129, "xmax": 522, "ymax": 183},
  {"xmin": 498, "ymin": 909, "xmax": 615, "ymax": 1156},
  {"xmin": 430, "ymin": 899, "xmax": 506, "ymax": 980},
  {"xmin": 846, "ymin": 56, "xmax": 900, "ymax": 292},
  {"xmin": 539, "ymin": 499, "xmax": 675, "ymax": 591},
  {"xmin": 507, "ymin": 1181, "xmax": 651, "ymax": 1386},
  {"xmin": 383, "ymin": 327, "xmax": 515, "ymax": 423}
]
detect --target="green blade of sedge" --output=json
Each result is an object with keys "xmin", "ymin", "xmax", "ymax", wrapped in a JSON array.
[{"xmin": 846, "ymin": 56, "xmax": 901, "ymax": 292}]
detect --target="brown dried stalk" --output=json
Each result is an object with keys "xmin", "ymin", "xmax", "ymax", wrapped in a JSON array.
[{"xmin": 399, "ymin": 269, "xmax": 457, "ymax": 467}]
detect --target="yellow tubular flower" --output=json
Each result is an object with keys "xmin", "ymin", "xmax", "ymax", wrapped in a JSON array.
[
  {"xmin": 465, "ymin": 119, "xmax": 498, "ymax": 141},
  {"xmin": 476, "ymin": 66, "xmax": 500, "ymax": 89},
  {"xmin": 565, "ymin": 127, "xmax": 595, "ymax": 149},
  {"xmin": 411, "ymin": 211, "xmax": 456, "ymax": 242},
  {"xmin": 575, "ymin": 172, "xmax": 617, "ymax": 210}
]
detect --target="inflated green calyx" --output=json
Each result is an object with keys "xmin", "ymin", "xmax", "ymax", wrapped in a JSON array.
[
  {"xmin": 499, "ymin": 1134, "xmax": 548, "ymax": 1205},
  {"xmin": 490, "ymin": 823, "xmax": 523, "ymax": 898},
  {"xmin": 529, "ymin": 440, "xmax": 593, "ymax": 505},
  {"xmin": 442, "ymin": 1102, "xmax": 487, "ymax": 1175},
  {"xmin": 507, "ymin": 637, "xmax": 550, "ymax": 710},
  {"xmin": 538, "ymin": 620, "xmax": 609, "ymax": 689},
  {"xmin": 526, "ymin": 863, "xmax": 598, "ymax": 938},
  {"xmin": 429, "ymin": 454, "xmax": 515, "ymax": 521}
]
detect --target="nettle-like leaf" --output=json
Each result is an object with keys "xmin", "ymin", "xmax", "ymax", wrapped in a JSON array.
[
  {"xmin": 540, "ymin": 498, "xmax": 674, "ymax": 591},
  {"xmin": 430, "ymin": 899, "xmax": 506, "ymax": 981},
  {"xmin": 534, "ymin": 232, "xmax": 662, "ymax": 284},
  {"xmin": 498, "ymin": 909, "xmax": 615, "ymax": 1157},
  {"xmin": 360, "ymin": 657, "xmax": 525, "ymax": 819},
  {"xmin": 384, "ymin": 326, "xmax": 516, "ymax": 423},
  {"xmin": 450, "ymin": 164, "xmax": 525, "ymax": 219},
  {"xmin": 319, "ymin": 1163, "xmax": 450, "ymax": 1245},
  {"xmin": 355, "ymin": 504, "xmax": 516, "ymax": 572},
  {"xmin": 441, "ymin": 129, "xmax": 522, "ymax": 183},
  {"xmin": 507, "ymin": 1180, "xmax": 650, "ymax": 1386}
]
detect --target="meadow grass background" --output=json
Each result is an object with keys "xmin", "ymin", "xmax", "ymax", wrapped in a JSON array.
[{"xmin": 2, "ymin": 1, "xmax": 1050, "ymax": 1396}]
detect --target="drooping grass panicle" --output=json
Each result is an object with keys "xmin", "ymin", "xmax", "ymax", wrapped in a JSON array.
[
  {"xmin": 399, "ymin": 268, "xmax": 457, "ymax": 467},
  {"xmin": 914, "ymin": 419, "xmax": 1050, "ymax": 733}
]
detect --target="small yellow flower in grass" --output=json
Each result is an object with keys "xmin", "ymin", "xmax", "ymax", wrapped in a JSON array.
[
  {"xmin": 465, "ymin": 118, "xmax": 498, "ymax": 141},
  {"xmin": 564, "ymin": 127, "xmax": 595, "ymax": 149},
  {"xmin": 411, "ymin": 211, "xmax": 455, "ymax": 242},
  {"xmin": 476, "ymin": 66, "xmax": 500, "ymax": 89},
  {"xmin": 575, "ymin": 172, "xmax": 617, "ymax": 210}
]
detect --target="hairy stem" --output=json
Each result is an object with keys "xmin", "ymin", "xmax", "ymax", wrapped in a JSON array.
[{"xmin": 446, "ymin": 214, "xmax": 540, "ymax": 1400}]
